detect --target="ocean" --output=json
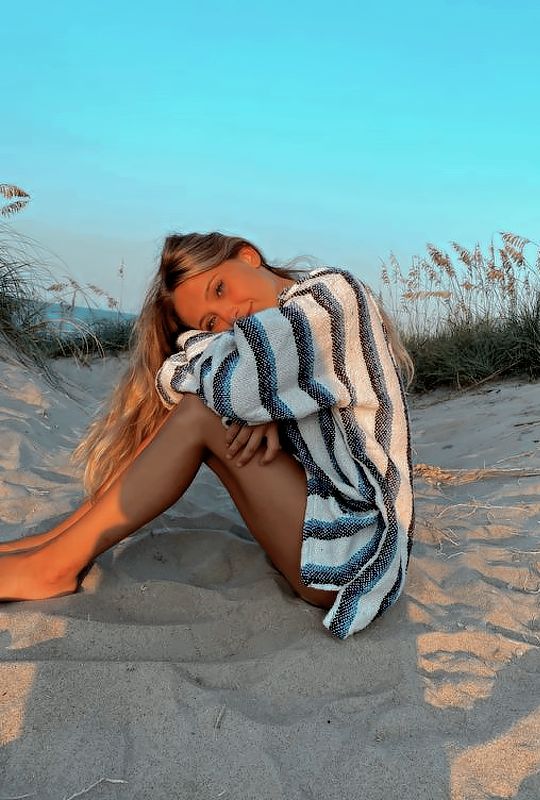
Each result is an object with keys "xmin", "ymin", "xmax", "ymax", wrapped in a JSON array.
[{"xmin": 43, "ymin": 303, "xmax": 137, "ymax": 327}]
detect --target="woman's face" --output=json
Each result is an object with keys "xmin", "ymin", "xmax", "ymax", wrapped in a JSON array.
[{"xmin": 172, "ymin": 246, "xmax": 294, "ymax": 333}]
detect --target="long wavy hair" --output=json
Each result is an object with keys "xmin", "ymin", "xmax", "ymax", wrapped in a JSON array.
[{"xmin": 72, "ymin": 231, "xmax": 413, "ymax": 499}]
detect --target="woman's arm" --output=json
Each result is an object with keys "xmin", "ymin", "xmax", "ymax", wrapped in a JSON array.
[{"xmin": 155, "ymin": 269, "xmax": 385, "ymax": 424}]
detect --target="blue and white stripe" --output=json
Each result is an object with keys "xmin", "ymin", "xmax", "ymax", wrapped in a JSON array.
[{"xmin": 155, "ymin": 267, "xmax": 414, "ymax": 639}]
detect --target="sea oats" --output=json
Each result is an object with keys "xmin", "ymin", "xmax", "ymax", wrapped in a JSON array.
[
  {"xmin": 402, "ymin": 290, "xmax": 451, "ymax": 301},
  {"xmin": 0, "ymin": 199, "xmax": 29, "ymax": 218},
  {"xmin": 487, "ymin": 269, "xmax": 505, "ymax": 282},
  {"xmin": 503, "ymin": 243, "xmax": 526, "ymax": 266},
  {"xmin": 499, "ymin": 248, "xmax": 513, "ymax": 274},
  {"xmin": 427, "ymin": 244, "xmax": 452, "ymax": 271},
  {"xmin": 500, "ymin": 232, "xmax": 530, "ymax": 251},
  {"xmin": 450, "ymin": 242, "xmax": 472, "ymax": 273},
  {"xmin": 0, "ymin": 184, "xmax": 29, "ymax": 200}
]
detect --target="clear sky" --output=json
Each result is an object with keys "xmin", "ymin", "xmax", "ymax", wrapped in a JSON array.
[{"xmin": 3, "ymin": 0, "xmax": 539, "ymax": 312}]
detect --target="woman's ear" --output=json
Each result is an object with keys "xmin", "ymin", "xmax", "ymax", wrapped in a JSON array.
[{"xmin": 238, "ymin": 245, "xmax": 262, "ymax": 267}]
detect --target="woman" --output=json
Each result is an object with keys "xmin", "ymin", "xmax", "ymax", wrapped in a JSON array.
[{"xmin": 0, "ymin": 232, "xmax": 414, "ymax": 639}]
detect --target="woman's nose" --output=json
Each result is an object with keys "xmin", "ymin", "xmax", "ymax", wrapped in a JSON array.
[{"xmin": 220, "ymin": 307, "xmax": 239, "ymax": 326}]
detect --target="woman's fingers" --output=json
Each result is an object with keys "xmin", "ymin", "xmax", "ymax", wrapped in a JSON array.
[
  {"xmin": 230, "ymin": 429, "xmax": 265, "ymax": 466},
  {"xmin": 225, "ymin": 424, "xmax": 260, "ymax": 466},
  {"xmin": 226, "ymin": 424, "xmax": 252, "ymax": 455},
  {"xmin": 225, "ymin": 421, "xmax": 282, "ymax": 467},
  {"xmin": 259, "ymin": 424, "xmax": 282, "ymax": 465},
  {"xmin": 224, "ymin": 421, "xmax": 243, "ymax": 447}
]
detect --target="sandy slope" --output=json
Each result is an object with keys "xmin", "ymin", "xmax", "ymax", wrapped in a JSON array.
[{"xmin": 0, "ymin": 356, "xmax": 538, "ymax": 800}]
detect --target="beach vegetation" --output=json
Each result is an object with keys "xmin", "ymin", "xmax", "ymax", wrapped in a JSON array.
[
  {"xmin": 0, "ymin": 184, "xmax": 30, "ymax": 218},
  {"xmin": 1, "ymin": 191, "xmax": 538, "ymax": 397},
  {"xmin": 379, "ymin": 233, "xmax": 540, "ymax": 391},
  {"xmin": 0, "ymin": 190, "xmax": 134, "ymax": 387}
]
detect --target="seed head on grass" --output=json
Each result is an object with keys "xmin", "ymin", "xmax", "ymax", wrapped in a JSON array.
[
  {"xmin": 0, "ymin": 184, "xmax": 30, "ymax": 218},
  {"xmin": 0, "ymin": 220, "xmax": 133, "ymax": 386},
  {"xmin": 379, "ymin": 232, "xmax": 540, "ymax": 391}
]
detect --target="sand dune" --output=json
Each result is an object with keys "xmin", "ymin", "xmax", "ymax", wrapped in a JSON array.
[{"xmin": 1, "ymin": 356, "xmax": 539, "ymax": 799}]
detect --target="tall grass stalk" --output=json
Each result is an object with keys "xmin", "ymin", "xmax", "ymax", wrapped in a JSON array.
[
  {"xmin": 0, "ymin": 221, "xmax": 133, "ymax": 388},
  {"xmin": 379, "ymin": 233, "xmax": 540, "ymax": 391}
]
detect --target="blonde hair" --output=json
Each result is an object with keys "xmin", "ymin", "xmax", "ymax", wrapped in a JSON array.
[
  {"xmin": 72, "ymin": 231, "xmax": 413, "ymax": 498},
  {"xmin": 73, "ymin": 232, "xmax": 300, "ymax": 498}
]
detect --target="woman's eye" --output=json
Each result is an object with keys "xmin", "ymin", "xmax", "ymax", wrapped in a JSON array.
[{"xmin": 204, "ymin": 280, "xmax": 223, "ymax": 329}]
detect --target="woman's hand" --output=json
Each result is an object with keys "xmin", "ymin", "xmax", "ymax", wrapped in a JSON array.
[{"xmin": 225, "ymin": 421, "xmax": 282, "ymax": 467}]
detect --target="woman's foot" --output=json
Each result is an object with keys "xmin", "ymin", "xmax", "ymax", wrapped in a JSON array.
[{"xmin": 0, "ymin": 549, "xmax": 79, "ymax": 601}]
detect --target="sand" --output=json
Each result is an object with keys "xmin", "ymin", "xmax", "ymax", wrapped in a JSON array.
[{"xmin": 0, "ymin": 355, "xmax": 539, "ymax": 800}]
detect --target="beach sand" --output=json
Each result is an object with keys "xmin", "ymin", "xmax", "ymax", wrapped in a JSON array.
[{"xmin": 0, "ymin": 356, "xmax": 539, "ymax": 799}]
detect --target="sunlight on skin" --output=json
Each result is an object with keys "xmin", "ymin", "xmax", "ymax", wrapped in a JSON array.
[
  {"xmin": 450, "ymin": 707, "xmax": 540, "ymax": 800},
  {"xmin": 172, "ymin": 246, "xmax": 295, "ymax": 335},
  {"xmin": 416, "ymin": 631, "xmax": 532, "ymax": 710},
  {"xmin": 0, "ymin": 663, "xmax": 35, "ymax": 745}
]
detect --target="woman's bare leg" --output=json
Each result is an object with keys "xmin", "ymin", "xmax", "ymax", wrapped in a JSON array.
[
  {"xmin": 0, "ymin": 500, "xmax": 98, "ymax": 553},
  {"xmin": 0, "ymin": 416, "xmax": 170, "ymax": 553},
  {"xmin": 0, "ymin": 395, "xmax": 336, "ymax": 609},
  {"xmin": 203, "ymin": 433, "xmax": 337, "ymax": 608}
]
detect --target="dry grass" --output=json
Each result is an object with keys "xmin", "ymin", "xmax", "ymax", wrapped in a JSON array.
[
  {"xmin": 414, "ymin": 463, "xmax": 540, "ymax": 486},
  {"xmin": 0, "ymin": 212, "xmax": 133, "ymax": 386},
  {"xmin": 379, "ymin": 232, "xmax": 540, "ymax": 390},
  {"xmin": 3, "ymin": 184, "xmax": 537, "ymax": 398}
]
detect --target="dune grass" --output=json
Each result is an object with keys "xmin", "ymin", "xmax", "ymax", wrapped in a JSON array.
[
  {"xmin": 41, "ymin": 317, "xmax": 135, "ymax": 360},
  {"xmin": 378, "ymin": 233, "xmax": 540, "ymax": 391},
  {"xmin": 0, "ymin": 220, "xmax": 133, "ymax": 387},
  {"xmin": 1, "ymin": 198, "xmax": 538, "ymax": 397}
]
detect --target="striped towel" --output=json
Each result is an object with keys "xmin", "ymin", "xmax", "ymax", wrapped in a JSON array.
[{"xmin": 155, "ymin": 267, "xmax": 414, "ymax": 639}]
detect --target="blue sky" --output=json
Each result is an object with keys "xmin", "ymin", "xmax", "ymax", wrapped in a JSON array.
[{"xmin": 3, "ymin": 0, "xmax": 539, "ymax": 312}]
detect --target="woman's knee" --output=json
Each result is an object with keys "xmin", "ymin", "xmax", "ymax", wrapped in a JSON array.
[
  {"xmin": 170, "ymin": 393, "xmax": 203, "ymax": 412},
  {"xmin": 165, "ymin": 394, "xmax": 213, "ymax": 442},
  {"xmin": 169, "ymin": 394, "xmax": 213, "ymax": 425}
]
